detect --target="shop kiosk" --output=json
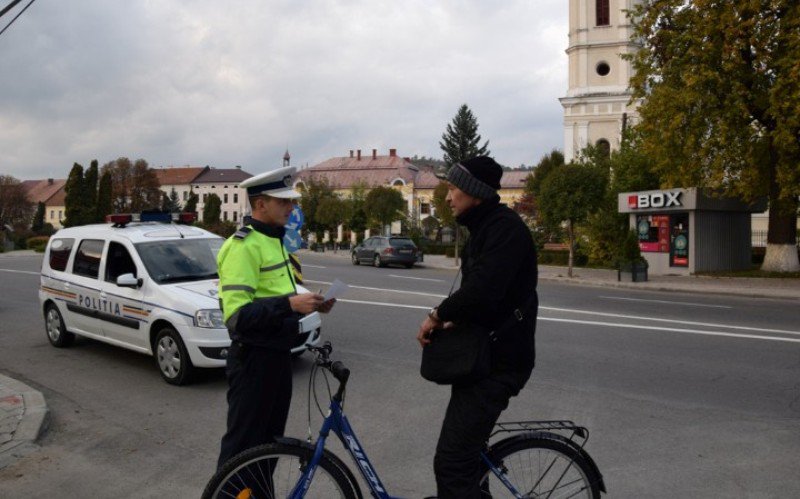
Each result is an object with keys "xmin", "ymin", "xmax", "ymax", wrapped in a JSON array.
[{"xmin": 618, "ymin": 188, "xmax": 766, "ymax": 275}]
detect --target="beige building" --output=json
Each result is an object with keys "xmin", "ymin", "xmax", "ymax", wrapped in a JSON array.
[
  {"xmin": 560, "ymin": 0, "xmax": 641, "ymax": 162},
  {"xmin": 296, "ymin": 148, "xmax": 531, "ymax": 241},
  {"xmin": 153, "ymin": 166, "xmax": 253, "ymax": 223},
  {"xmin": 21, "ymin": 178, "xmax": 67, "ymax": 229}
]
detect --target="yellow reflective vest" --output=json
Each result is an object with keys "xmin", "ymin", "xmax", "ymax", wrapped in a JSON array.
[{"xmin": 217, "ymin": 223, "xmax": 298, "ymax": 344}]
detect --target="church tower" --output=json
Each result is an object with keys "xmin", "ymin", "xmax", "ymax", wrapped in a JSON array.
[
  {"xmin": 559, "ymin": 0, "xmax": 641, "ymax": 162},
  {"xmin": 283, "ymin": 149, "xmax": 291, "ymax": 167}
]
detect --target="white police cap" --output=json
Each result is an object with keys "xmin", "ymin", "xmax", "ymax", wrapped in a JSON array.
[{"xmin": 239, "ymin": 166, "xmax": 301, "ymax": 199}]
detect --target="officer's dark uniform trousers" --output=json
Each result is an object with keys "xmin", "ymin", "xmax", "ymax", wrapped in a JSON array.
[{"xmin": 217, "ymin": 343, "xmax": 292, "ymax": 469}]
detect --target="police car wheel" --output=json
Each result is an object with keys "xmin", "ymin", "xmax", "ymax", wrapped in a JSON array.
[
  {"xmin": 351, "ymin": 252, "xmax": 360, "ymax": 265},
  {"xmin": 373, "ymin": 254, "xmax": 384, "ymax": 268},
  {"xmin": 44, "ymin": 304, "xmax": 75, "ymax": 348},
  {"xmin": 154, "ymin": 327, "xmax": 195, "ymax": 385}
]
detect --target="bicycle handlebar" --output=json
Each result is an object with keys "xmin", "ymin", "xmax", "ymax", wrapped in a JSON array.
[{"xmin": 308, "ymin": 341, "xmax": 350, "ymax": 400}]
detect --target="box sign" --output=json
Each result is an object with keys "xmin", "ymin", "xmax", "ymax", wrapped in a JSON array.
[{"xmin": 628, "ymin": 191, "xmax": 682, "ymax": 210}]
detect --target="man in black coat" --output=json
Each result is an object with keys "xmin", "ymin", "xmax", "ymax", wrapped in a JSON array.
[{"xmin": 417, "ymin": 156, "xmax": 538, "ymax": 498}]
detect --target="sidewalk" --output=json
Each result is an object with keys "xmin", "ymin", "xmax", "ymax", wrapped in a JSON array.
[
  {"xmin": 0, "ymin": 374, "xmax": 48, "ymax": 470},
  {"xmin": 298, "ymin": 249, "xmax": 800, "ymax": 301}
]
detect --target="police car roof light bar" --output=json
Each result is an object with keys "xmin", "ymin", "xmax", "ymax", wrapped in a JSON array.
[
  {"xmin": 106, "ymin": 214, "xmax": 133, "ymax": 227},
  {"xmin": 177, "ymin": 212, "xmax": 196, "ymax": 224}
]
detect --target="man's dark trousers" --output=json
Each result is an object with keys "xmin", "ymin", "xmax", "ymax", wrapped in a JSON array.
[
  {"xmin": 434, "ymin": 371, "xmax": 531, "ymax": 498},
  {"xmin": 217, "ymin": 343, "xmax": 292, "ymax": 469}
]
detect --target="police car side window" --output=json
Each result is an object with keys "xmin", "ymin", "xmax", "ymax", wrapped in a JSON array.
[
  {"xmin": 105, "ymin": 242, "xmax": 138, "ymax": 283},
  {"xmin": 72, "ymin": 239, "xmax": 105, "ymax": 279},
  {"xmin": 48, "ymin": 238, "xmax": 75, "ymax": 272}
]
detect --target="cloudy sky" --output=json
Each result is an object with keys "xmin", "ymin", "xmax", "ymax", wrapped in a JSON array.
[{"xmin": 1, "ymin": 0, "xmax": 568, "ymax": 180}]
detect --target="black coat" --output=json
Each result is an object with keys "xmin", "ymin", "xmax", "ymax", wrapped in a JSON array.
[{"xmin": 436, "ymin": 197, "xmax": 538, "ymax": 372}]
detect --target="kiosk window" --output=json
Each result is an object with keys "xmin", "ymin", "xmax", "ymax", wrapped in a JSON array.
[
  {"xmin": 73, "ymin": 239, "xmax": 105, "ymax": 279},
  {"xmin": 670, "ymin": 214, "xmax": 689, "ymax": 267},
  {"xmin": 636, "ymin": 215, "xmax": 670, "ymax": 253}
]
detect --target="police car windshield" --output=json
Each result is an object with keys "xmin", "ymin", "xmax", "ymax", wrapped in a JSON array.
[{"xmin": 135, "ymin": 238, "xmax": 223, "ymax": 284}]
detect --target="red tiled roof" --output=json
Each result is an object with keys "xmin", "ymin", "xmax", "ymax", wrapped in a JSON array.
[
  {"xmin": 48, "ymin": 186, "xmax": 66, "ymax": 206},
  {"xmin": 193, "ymin": 168, "xmax": 253, "ymax": 184},
  {"xmin": 413, "ymin": 170, "xmax": 441, "ymax": 189},
  {"xmin": 153, "ymin": 166, "xmax": 208, "ymax": 185},
  {"xmin": 21, "ymin": 179, "xmax": 67, "ymax": 204},
  {"xmin": 500, "ymin": 170, "xmax": 531, "ymax": 189},
  {"xmin": 297, "ymin": 152, "xmax": 420, "ymax": 189}
]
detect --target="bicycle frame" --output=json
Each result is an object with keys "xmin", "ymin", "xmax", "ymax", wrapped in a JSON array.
[
  {"xmin": 289, "ymin": 395, "xmax": 399, "ymax": 499},
  {"xmin": 287, "ymin": 395, "xmax": 532, "ymax": 499}
]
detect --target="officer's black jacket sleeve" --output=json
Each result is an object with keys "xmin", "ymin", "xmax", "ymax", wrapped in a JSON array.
[
  {"xmin": 436, "ymin": 216, "xmax": 531, "ymax": 327},
  {"xmin": 231, "ymin": 296, "xmax": 294, "ymax": 339}
]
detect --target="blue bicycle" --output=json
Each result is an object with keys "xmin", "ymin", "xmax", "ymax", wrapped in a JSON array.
[{"xmin": 203, "ymin": 342, "xmax": 606, "ymax": 498}]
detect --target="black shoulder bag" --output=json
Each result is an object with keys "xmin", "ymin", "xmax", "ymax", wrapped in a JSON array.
[
  {"xmin": 420, "ymin": 265, "xmax": 537, "ymax": 385},
  {"xmin": 418, "ymin": 269, "xmax": 491, "ymax": 385}
]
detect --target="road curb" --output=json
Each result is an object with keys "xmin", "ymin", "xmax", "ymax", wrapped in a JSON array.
[{"xmin": 0, "ymin": 374, "xmax": 49, "ymax": 470}]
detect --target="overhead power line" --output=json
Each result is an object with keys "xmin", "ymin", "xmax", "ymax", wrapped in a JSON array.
[
  {"xmin": 0, "ymin": 0, "xmax": 25, "ymax": 19},
  {"xmin": 0, "ymin": 0, "xmax": 37, "ymax": 38}
]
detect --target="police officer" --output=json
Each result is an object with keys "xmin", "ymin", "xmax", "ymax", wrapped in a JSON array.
[{"xmin": 216, "ymin": 166, "xmax": 335, "ymax": 469}]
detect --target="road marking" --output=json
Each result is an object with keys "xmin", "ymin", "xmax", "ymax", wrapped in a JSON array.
[
  {"xmin": 0, "ymin": 269, "xmax": 38, "ymax": 275},
  {"xmin": 337, "ymin": 299, "xmax": 429, "ymax": 310},
  {"xmin": 335, "ymin": 298, "xmax": 800, "ymax": 344},
  {"xmin": 302, "ymin": 264, "xmax": 326, "ymax": 269},
  {"xmin": 539, "ymin": 317, "xmax": 800, "ymax": 344},
  {"xmin": 309, "ymin": 281, "xmax": 799, "ymax": 338},
  {"xmin": 541, "ymin": 306, "xmax": 800, "ymax": 336},
  {"xmin": 389, "ymin": 274, "xmax": 444, "ymax": 282},
  {"xmin": 599, "ymin": 296, "xmax": 732, "ymax": 309},
  {"xmin": 304, "ymin": 280, "xmax": 446, "ymax": 298}
]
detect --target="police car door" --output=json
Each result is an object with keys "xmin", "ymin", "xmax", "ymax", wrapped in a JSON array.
[
  {"xmin": 99, "ymin": 240, "xmax": 148, "ymax": 350},
  {"xmin": 66, "ymin": 238, "xmax": 108, "ymax": 339}
]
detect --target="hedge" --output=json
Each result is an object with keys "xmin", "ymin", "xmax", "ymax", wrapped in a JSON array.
[{"xmin": 26, "ymin": 236, "xmax": 50, "ymax": 253}]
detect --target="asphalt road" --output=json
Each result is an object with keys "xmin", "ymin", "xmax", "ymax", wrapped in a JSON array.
[{"xmin": 1, "ymin": 252, "xmax": 799, "ymax": 498}]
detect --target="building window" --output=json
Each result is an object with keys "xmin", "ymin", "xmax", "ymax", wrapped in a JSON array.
[
  {"xmin": 58, "ymin": 210, "xmax": 63, "ymax": 220},
  {"xmin": 233, "ymin": 212, "xmax": 238, "ymax": 222},
  {"xmin": 50, "ymin": 210, "xmax": 54, "ymax": 219},
  {"xmin": 596, "ymin": 139, "xmax": 611, "ymax": 158},
  {"xmin": 596, "ymin": 61, "xmax": 610, "ymax": 76},
  {"xmin": 234, "ymin": 193, "xmax": 238, "ymax": 203},
  {"xmin": 211, "ymin": 185, "xmax": 215, "ymax": 189},
  {"xmin": 224, "ymin": 193, "xmax": 228, "ymax": 203},
  {"xmin": 223, "ymin": 211, "xmax": 228, "ymax": 221},
  {"xmin": 203, "ymin": 194, "xmax": 208, "ymax": 202},
  {"xmin": 420, "ymin": 203, "xmax": 431, "ymax": 215},
  {"xmin": 596, "ymin": 0, "xmax": 609, "ymax": 26}
]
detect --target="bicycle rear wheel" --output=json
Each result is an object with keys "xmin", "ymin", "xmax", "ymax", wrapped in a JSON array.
[
  {"xmin": 481, "ymin": 435, "xmax": 602, "ymax": 498},
  {"xmin": 203, "ymin": 442, "xmax": 359, "ymax": 499}
]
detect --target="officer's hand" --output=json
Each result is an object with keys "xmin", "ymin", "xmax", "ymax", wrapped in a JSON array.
[
  {"xmin": 317, "ymin": 298, "xmax": 336, "ymax": 314},
  {"xmin": 289, "ymin": 293, "xmax": 324, "ymax": 314}
]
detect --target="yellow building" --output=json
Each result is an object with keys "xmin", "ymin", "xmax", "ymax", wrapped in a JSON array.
[
  {"xmin": 22, "ymin": 178, "xmax": 67, "ymax": 229},
  {"xmin": 295, "ymin": 148, "xmax": 531, "ymax": 241}
]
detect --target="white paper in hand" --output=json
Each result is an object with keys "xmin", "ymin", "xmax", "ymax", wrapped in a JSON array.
[{"xmin": 323, "ymin": 279, "xmax": 349, "ymax": 301}]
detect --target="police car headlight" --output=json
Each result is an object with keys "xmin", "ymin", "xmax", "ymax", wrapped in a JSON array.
[{"xmin": 196, "ymin": 309, "xmax": 225, "ymax": 328}]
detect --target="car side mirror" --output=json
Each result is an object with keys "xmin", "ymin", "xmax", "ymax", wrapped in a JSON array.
[{"xmin": 117, "ymin": 273, "xmax": 142, "ymax": 288}]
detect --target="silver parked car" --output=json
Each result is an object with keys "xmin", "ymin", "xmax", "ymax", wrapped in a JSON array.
[{"xmin": 351, "ymin": 236, "xmax": 421, "ymax": 268}]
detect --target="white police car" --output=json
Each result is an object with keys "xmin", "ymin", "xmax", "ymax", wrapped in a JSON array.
[{"xmin": 38, "ymin": 212, "xmax": 322, "ymax": 385}]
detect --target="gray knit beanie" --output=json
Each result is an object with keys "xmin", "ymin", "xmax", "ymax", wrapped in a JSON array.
[{"xmin": 444, "ymin": 156, "xmax": 503, "ymax": 200}]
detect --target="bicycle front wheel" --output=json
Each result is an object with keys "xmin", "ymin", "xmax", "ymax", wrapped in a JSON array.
[
  {"xmin": 203, "ymin": 442, "xmax": 359, "ymax": 499},
  {"xmin": 481, "ymin": 435, "xmax": 602, "ymax": 498}
]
